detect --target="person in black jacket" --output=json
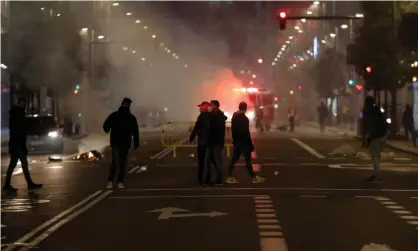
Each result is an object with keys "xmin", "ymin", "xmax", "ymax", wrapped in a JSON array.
[
  {"xmin": 189, "ymin": 101, "xmax": 215, "ymax": 185},
  {"xmin": 227, "ymin": 102, "xmax": 265, "ymax": 184},
  {"xmin": 103, "ymin": 98, "xmax": 139, "ymax": 189},
  {"xmin": 204, "ymin": 100, "xmax": 227, "ymax": 185},
  {"xmin": 362, "ymin": 96, "xmax": 388, "ymax": 183},
  {"xmin": 3, "ymin": 98, "xmax": 43, "ymax": 192}
]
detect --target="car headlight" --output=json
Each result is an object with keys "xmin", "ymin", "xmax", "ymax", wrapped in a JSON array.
[{"xmin": 48, "ymin": 131, "xmax": 59, "ymax": 138}]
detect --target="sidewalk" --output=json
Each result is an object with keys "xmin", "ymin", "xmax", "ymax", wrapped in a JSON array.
[
  {"xmin": 302, "ymin": 121, "xmax": 358, "ymax": 137},
  {"xmin": 386, "ymin": 140, "xmax": 418, "ymax": 156}
]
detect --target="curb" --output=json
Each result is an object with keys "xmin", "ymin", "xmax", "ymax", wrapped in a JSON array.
[{"xmin": 385, "ymin": 143, "xmax": 418, "ymax": 157}]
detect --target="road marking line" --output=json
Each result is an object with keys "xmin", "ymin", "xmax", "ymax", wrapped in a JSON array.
[
  {"xmin": 355, "ymin": 196, "xmax": 379, "ymax": 198},
  {"xmin": 255, "ymin": 204, "xmax": 274, "ymax": 208},
  {"xmin": 260, "ymin": 232, "xmax": 283, "ymax": 237},
  {"xmin": 407, "ymin": 221, "xmax": 418, "ymax": 225},
  {"xmin": 122, "ymin": 187, "xmax": 418, "ymax": 192},
  {"xmin": 2, "ymin": 190, "xmax": 104, "ymax": 251},
  {"xmin": 128, "ymin": 166, "xmax": 141, "ymax": 173},
  {"xmin": 260, "ymin": 238, "xmax": 288, "ymax": 251},
  {"xmin": 386, "ymin": 205, "xmax": 404, "ymax": 209},
  {"xmin": 109, "ymin": 194, "xmax": 268, "ymax": 199},
  {"xmin": 328, "ymin": 164, "xmax": 342, "ymax": 168},
  {"xmin": 256, "ymin": 209, "xmax": 276, "ymax": 213},
  {"xmin": 258, "ymin": 219, "xmax": 279, "ymax": 224},
  {"xmin": 375, "ymin": 197, "xmax": 391, "ymax": 201},
  {"xmin": 381, "ymin": 201, "xmax": 397, "ymax": 205},
  {"xmin": 290, "ymin": 138, "xmax": 325, "ymax": 159},
  {"xmin": 259, "ymin": 225, "xmax": 281, "ymax": 229},
  {"xmin": 257, "ymin": 214, "xmax": 277, "ymax": 218},
  {"xmin": 254, "ymin": 196, "xmax": 271, "ymax": 199},
  {"xmin": 400, "ymin": 215, "xmax": 418, "ymax": 220},
  {"xmin": 255, "ymin": 200, "xmax": 273, "ymax": 204},
  {"xmin": 300, "ymin": 195, "xmax": 327, "ymax": 198},
  {"xmin": 393, "ymin": 210, "xmax": 412, "ymax": 214},
  {"xmin": 411, "ymin": 197, "xmax": 418, "ymax": 199},
  {"xmin": 24, "ymin": 190, "xmax": 113, "ymax": 248},
  {"xmin": 394, "ymin": 157, "xmax": 411, "ymax": 161}
]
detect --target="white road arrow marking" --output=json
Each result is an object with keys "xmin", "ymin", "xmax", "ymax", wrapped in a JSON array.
[{"xmin": 148, "ymin": 207, "xmax": 227, "ymax": 220}]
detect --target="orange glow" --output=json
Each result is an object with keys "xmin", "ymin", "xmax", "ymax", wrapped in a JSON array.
[
  {"xmin": 366, "ymin": 66, "xmax": 372, "ymax": 73},
  {"xmin": 279, "ymin": 12, "xmax": 286, "ymax": 19},
  {"xmin": 74, "ymin": 89, "xmax": 79, "ymax": 94}
]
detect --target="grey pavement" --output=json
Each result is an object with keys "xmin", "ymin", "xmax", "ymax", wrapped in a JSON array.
[{"xmin": 1, "ymin": 129, "xmax": 418, "ymax": 251}]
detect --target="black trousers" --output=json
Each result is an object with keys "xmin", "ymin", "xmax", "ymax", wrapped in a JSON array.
[
  {"xmin": 197, "ymin": 145, "xmax": 215, "ymax": 184},
  {"xmin": 204, "ymin": 145, "xmax": 223, "ymax": 183},
  {"xmin": 4, "ymin": 145, "xmax": 34, "ymax": 186},
  {"xmin": 108, "ymin": 147, "xmax": 129, "ymax": 183},
  {"xmin": 228, "ymin": 145, "xmax": 256, "ymax": 178},
  {"xmin": 289, "ymin": 116, "xmax": 295, "ymax": 132}
]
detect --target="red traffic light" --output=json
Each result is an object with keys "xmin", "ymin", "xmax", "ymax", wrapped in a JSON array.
[
  {"xmin": 366, "ymin": 66, "xmax": 372, "ymax": 73},
  {"xmin": 355, "ymin": 84, "xmax": 363, "ymax": 91},
  {"xmin": 298, "ymin": 85, "xmax": 302, "ymax": 90},
  {"xmin": 279, "ymin": 12, "xmax": 286, "ymax": 19}
]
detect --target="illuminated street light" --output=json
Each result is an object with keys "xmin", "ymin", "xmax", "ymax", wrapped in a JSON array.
[
  {"xmin": 341, "ymin": 24, "xmax": 348, "ymax": 29},
  {"xmin": 290, "ymin": 90, "xmax": 294, "ymax": 95},
  {"xmin": 294, "ymin": 26, "xmax": 300, "ymax": 30},
  {"xmin": 135, "ymin": 20, "xmax": 140, "ymax": 24},
  {"xmin": 112, "ymin": 2, "xmax": 119, "ymax": 6},
  {"xmin": 144, "ymin": 26, "xmax": 148, "ymax": 30},
  {"xmin": 152, "ymin": 34, "xmax": 156, "ymax": 39},
  {"xmin": 175, "ymin": 56, "xmax": 179, "ymax": 59},
  {"xmin": 185, "ymin": 64, "xmax": 188, "ymax": 68},
  {"xmin": 355, "ymin": 13, "xmax": 364, "ymax": 18},
  {"xmin": 41, "ymin": 7, "xmax": 45, "ymax": 11},
  {"xmin": 286, "ymin": 41, "xmax": 290, "ymax": 44},
  {"xmin": 97, "ymin": 35, "xmax": 104, "ymax": 40},
  {"xmin": 330, "ymin": 33, "xmax": 336, "ymax": 38},
  {"xmin": 313, "ymin": 1, "xmax": 320, "ymax": 5},
  {"xmin": 274, "ymin": 58, "xmax": 278, "ymax": 62},
  {"xmin": 301, "ymin": 18, "xmax": 306, "ymax": 23},
  {"xmin": 293, "ymin": 64, "xmax": 297, "ymax": 67},
  {"xmin": 258, "ymin": 58, "xmax": 263, "ymax": 64},
  {"xmin": 132, "ymin": 50, "xmax": 136, "ymax": 54},
  {"xmin": 321, "ymin": 40, "xmax": 326, "ymax": 44},
  {"xmin": 167, "ymin": 50, "xmax": 171, "ymax": 53},
  {"xmin": 272, "ymin": 62, "xmax": 276, "ymax": 66},
  {"xmin": 56, "ymin": 13, "xmax": 61, "ymax": 16},
  {"xmin": 126, "ymin": 12, "xmax": 132, "ymax": 16},
  {"xmin": 298, "ymin": 30, "xmax": 303, "ymax": 33},
  {"xmin": 281, "ymin": 47, "xmax": 286, "ymax": 51},
  {"xmin": 141, "ymin": 57, "xmax": 146, "ymax": 61},
  {"xmin": 289, "ymin": 36, "xmax": 294, "ymax": 40},
  {"xmin": 307, "ymin": 50, "xmax": 311, "ymax": 54},
  {"xmin": 252, "ymin": 74, "xmax": 257, "ymax": 79},
  {"xmin": 282, "ymin": 44, "xmax": 287, "ymax": 48},
  {"xmin": 123, "ymin": 47, "xmax": 128, "ymax": 51},
  {"xmin": 81, "ymin": 28, "xmax": 88, "ymax": 32},
  {"xmin": 307, "ymin": 11, "xmax": 313, "ymax": 15}
]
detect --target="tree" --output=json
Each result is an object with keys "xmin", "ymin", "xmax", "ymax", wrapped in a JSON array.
[
  {"xmin": 310, "ymin": 48, "xmax": 346, "ymax": 100},
  {"xmin": 346, "ymin": 1, "xmax": 418, "ymax": 135}
]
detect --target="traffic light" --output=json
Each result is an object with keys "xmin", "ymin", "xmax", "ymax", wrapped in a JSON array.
[
  {"xmin": 366, "ymin": 66, "xmax": 372, "ymax": 73},
  {"xmin": 274, "ymin": 104, "xmax": 279, "ymax": 109},
  {"xmin": 355, "ymin": 84, "xmax": 363, "ymax": 91},
  {"xmin": 289, "ymin": 90, "xmax": 294, "ymax": 95},
  {"xmin": 348, "ymin": 79, "xmax": 355, "ymax": 86},
  {"xmin": 74, "ymin": 89, "xmax": 79, "ymax": 95},
  {"xmin": 257, "ymin": 58, "xmax": 263, "ymax": 64},
  {"xmin": 297, "ymin": 85, "xmax": 302, "ymax": 91},
  {"xmin": 77, "ymin": 112, "xmax": 82, "ymax": 118},
  {"xmin": 281, "ymin": 97, "xmax": 286, "ymax": 102},
  {"xmin": 278, "ymin": 11, "xmax": 287, "ymax": 30},
  {"xmin": 75, "ymin": 84, "xmax": 80, "ymax": 90}
]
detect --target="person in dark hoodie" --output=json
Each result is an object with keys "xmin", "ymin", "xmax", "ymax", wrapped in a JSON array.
[
  {"xmin": 227, "ymin": 102, "xmax": 265, "ymax": 184},
  {"xmin": 189, "ymin": 101, "xmax": 215, "ymax": 185},
  {"xmin": 204, "ymin": 100, "xmax": 227, "ymax": 185},
  {"xmin": 103, "ymin": 97, "xmax": 139, "ymax": 189},
  {"xmin": 362, "ymin": 96, "xmax": 388, "ymax": 183},
  {"xmin": 3, "ymin": 98, "xmax": 43, "ymax": 192}
]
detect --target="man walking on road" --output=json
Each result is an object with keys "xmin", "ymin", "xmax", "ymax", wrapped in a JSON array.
[
  {"xmin": 190, "ymin": 101, "xmax": 214, "ymax": 186},
  {"xmin": 317, "ymin": 102, "xmax": 328, "ymax": 133},
  {"xmin": 205, "ymin": 100, "xmax": 227, "ymax": 185},
  {"xmin": 103, "ymin": 98, "xmax": 139, "ymax": 189},
  {"xmin": 227, "ymin": 102, "xmax": 265, "ymax": 184},
  {"xmin": 3, "ymin": 98, "xmax": 43, "ymax": 192},
  {"xmin": 362, "ymin": 96, "xmax": 388, "ymax": 183}
]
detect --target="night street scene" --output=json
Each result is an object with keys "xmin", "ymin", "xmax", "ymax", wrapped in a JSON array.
[{"xmin": 1, "ymin": 1, "xmax": 418, "ymax": 251}]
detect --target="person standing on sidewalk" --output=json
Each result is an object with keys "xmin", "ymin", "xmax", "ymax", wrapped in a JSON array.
[
  {"xmin": 3, "ymin": 98, "xmax": 43, "ymax": 192},
  {"xmin": 205, "ymin": 100, "xmax": 227, "ymax": 185},
  {"xmin": 189, "ymin": 101, "xmax": 214, "ymax": 186},
  {"xmin": 227, "ymin": 102, "xmax": 265, "ymax": 184},
  {"xmin": 362, "ymin": 96, "xmax": 388, "ymax": 183},
  {"xmin": 103, "ymin": 98, "xmax": 139, "ymax": 189},
  {"xmin": 402, "ymin": 104, "xmax": 416, "ymax": 147},
  {"xmin": 317, "ymin": 102, "xmax": 328, "ymax": 133}
]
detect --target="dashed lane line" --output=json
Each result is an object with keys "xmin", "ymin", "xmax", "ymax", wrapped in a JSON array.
[
  {"xmin": 254, "ymin": 195, "xmax": 288, "ymax": 251},
  {"xmin": 122, "ymin": 187, "xmax": 418, "ymax": 192},
  {"xmin": 290, "ymin": 138, "xmax": 325, "ymax": 159}
]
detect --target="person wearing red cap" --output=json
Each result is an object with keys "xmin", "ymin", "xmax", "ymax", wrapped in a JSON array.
[{"xmin": 190, "ymin": 101, "xmax": 214, "ymax": 185}]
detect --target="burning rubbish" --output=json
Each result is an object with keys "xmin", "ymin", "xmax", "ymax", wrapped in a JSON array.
[{"xmin": 72, "ymin": 150, "xmax": 103, "ymax": 161}]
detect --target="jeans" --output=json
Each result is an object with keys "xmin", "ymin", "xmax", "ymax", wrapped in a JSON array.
[
  {"xmin": 108, "ymin": 148, "xmax": 129, "ymax": 183},
  {"xmin": 197, "ymin": 146, "xmax": 215, "ymax": 184},
  {"xmin": 369, "ymin": 136, "xmax": 386, "ymax": 178},
  {"xmin": 204, "ymin": 145, "xmax": 223, "ymax": 183},
  {"xmin": 4, "ymin": 145, "xmax": 34, "ymax": 186},
  {"xmin": 228, "ymin": 145, "xmax": 256, "ymax": 178}
]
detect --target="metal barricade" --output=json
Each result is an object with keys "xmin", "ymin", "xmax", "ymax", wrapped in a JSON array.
[{"xmin": 160, "ymin": 121, "xmax": 233, "ymax": 158}]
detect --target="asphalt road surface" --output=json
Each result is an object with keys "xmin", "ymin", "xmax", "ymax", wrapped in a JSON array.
[{"xmin": 1, "ymin": 129, "xmax": 418, "ymax": 251}]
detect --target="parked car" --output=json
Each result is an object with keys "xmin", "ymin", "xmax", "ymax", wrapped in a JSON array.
[{"xmin": 26, "ymin": 115, "xmax": 64, "ymax": 153}]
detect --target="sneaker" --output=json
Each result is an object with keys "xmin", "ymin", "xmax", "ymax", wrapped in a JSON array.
[
  {"xmin": 226, "ymin": 177, "xmax": 239, "ymax": 184},
  {"xmin": 367, "ymin": 176, "xmax": 382, "ymax": 184},
  {"xmin": 252, "ymin": 176, "xmax": 266, "ymax": 184},
  {"xmin": 28, "ymin": 183, "xmax": 43, "ymax": 189},
  {"xmin": 106, "ymin": 182, "xmax": 113, "ymax": 189},
  {"xmin": 118, "ymin": 183, "xmax": 125, "ymax": 189},
  {"xmin": 2, "ymin": 185, "xmax": 18, "ymax": 192}
]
